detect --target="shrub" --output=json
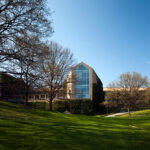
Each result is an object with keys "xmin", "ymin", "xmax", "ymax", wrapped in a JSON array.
[
  {"xmin": 53, "ymin": 100, "xmax": 68, "ymax": 112},
  {"xmin": 69, "ymin": 99, "xmax": 93, "ymax": 115},
  {"xmin": 27, "ymin": 102, "xmax": 49, "ymax": 110},
  {"xmin": 53, "ymin": 99, "xmax": 93, "ymax": 115}
]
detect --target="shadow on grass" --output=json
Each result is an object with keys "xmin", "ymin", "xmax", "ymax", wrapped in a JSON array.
[{"xmin": 0, "ymin": 101, "xmax": 150, "ymax": 150}]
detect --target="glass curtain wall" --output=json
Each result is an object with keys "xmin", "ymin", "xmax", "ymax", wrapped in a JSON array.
[{"xmin": 74, "ymin": 65, "xmax": 90, "ymax": 98}]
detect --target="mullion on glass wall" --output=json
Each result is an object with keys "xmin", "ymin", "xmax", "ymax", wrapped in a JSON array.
[{"xmin": 74, "ymin": 65, "xmax": 90, "ymax": 98}]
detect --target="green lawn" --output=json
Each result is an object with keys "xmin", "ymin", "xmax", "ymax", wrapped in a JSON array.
[{"xmin": 0, "ymin": 101, "xmax": 150, "ymax": 150}]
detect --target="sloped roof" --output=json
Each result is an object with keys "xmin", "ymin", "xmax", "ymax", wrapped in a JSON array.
[
  {"xmin": 70, "ymin": 62, "xmax": 103, "ymax": 84},
  {"xmin": 71, "ymin": 62, "xmax": 93, "ymax": 70}
]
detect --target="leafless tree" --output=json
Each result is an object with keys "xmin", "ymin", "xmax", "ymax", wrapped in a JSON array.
[
  {"xmin": 0, "ymin": 0, "xmax": 53, "ymax": 62},
  {"xmin": 105, "ymin": 72, "xmax": 148, "ymax": 115},
  {"xmin": 38, "ymin": 41, "xmax": 75, "ymax": 111},
  {"xmin": 1, "ymin": 34, "xmax": 45, "ymax": 104}
]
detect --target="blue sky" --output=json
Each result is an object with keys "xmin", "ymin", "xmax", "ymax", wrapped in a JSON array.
[{"xmin": 48, "ymin": 0, "xmax": 150, "ymax": 87}]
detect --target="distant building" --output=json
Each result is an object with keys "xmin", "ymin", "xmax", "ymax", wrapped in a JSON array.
[
  {"xmin": 0, "ymin": 72, "xmax": 26, "ymax": 101},
  {"xmin": 0, "ymin": 62, "xmax": 105, "ymax": 104},
  {"xmin": 0, "ymin": 72, "xmax": 49, "ymax": 102},
  {"xmin": 66, "ymin": 62, "xmax": 104, "ymax": 100}
]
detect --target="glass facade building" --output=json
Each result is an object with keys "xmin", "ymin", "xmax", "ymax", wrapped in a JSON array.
[
  {"xmin": 67, "ymin": 62, "xmax": 103, "ymax": 100},
  {"xmin": 74, "ymin": 65, "xmax": 90, "ymax": 98}
]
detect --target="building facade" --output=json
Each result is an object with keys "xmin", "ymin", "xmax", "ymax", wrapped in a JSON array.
[
  {"xmin": 0, "ymin": 72, "xmax": 26, "ymax": 101},
  {"xmin": 67, "ymin": 62, "xmax": 103, "ymax": 100},
  {"xmin": 0, "ymin": 72, "xmax": 50, "ymax": 102},
  {"xmin": 1, "ymin": 62, "xmax": 104, "ymax": 103}
]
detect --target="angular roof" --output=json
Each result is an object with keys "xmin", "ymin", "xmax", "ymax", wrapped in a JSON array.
[{"xmin": 71, "ymin": 62, "xmax": 93, "ymax": 70}]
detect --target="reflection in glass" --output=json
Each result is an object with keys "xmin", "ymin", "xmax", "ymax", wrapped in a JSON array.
[{"xmin": 74, "ymin": 65, "xmax": 89, "ymax": 98}]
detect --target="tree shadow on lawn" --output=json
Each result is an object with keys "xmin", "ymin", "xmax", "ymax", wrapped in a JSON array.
[
  {"xmin": 1, "ymin": 115, "xmax": 150, "ymax": 150},
  {"xmin": 1, "ymin": 101, "xmax": 150, "ymax": 150}
]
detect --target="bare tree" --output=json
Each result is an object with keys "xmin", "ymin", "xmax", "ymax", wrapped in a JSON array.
[
  {"xmin": 38, "ymin": 41, "xmax": 74, "ymax": 111},
  {"xmin": 105, "ymin": 72, "xmax": 148, "ymax": 115},
  {"xmin": 0, "ymin": 0, "xmax": 53, "ymax": 62},
  {"xmin": 1, "ymin": 34, "xmax": 45, "ymax": 104}
]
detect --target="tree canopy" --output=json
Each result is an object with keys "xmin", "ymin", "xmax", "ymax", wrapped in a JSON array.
[
  {"xmin": 38, "ymin": 41, "xmax": 75, "ymax": 111},
  {"xmin": 105, "ymin": 72, "xmax": 148, "ymax": 115},
  {"xmin": 0, "ymin": 0, "xmax": 53, "ymax": 62}
]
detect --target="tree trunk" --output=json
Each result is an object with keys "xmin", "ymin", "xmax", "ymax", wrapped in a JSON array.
[
  {"xmin": 25, "ymin": 73, "xmax": 29, "ymax": 105},
  {"xmin": 107, "ymin": 107, "xmax": 108, "ymax": 114},
  {"xmin": 49, "ymin": 97, "xmax": 53, "ymax": 111},
  {"xmin": 25, "ymin": 86, "xmax": 29, "ymax": 105},
  {"xmin": 128, "ymin": 107, "xmax": 130, "ymax": 116}
]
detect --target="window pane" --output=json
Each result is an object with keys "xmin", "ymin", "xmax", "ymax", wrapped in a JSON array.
[{"xmin": 74, "ymin": 65, "xmax": 89, "ymax": 98}]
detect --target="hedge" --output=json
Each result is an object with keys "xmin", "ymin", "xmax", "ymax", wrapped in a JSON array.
[
  {"xmin": 53, "ymin": 99, "xmax": 93, "ymax": 115},
  {"xmin": 52, "ymin": 100, "xmax": 68, "ymax": 112},
  {"xmin": 27, "ymin": 102, "xmax": 49, "ymax": 110}
]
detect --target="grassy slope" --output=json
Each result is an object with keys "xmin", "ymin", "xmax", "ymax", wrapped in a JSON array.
[{"xmin": 0, "ymin": 101, "xmax": 150, "ymax": 150}]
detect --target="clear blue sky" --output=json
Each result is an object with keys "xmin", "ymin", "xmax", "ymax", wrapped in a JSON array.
[{"xmin": 48, "ymin": 0, "xmax": 150, "ymax": 87}]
